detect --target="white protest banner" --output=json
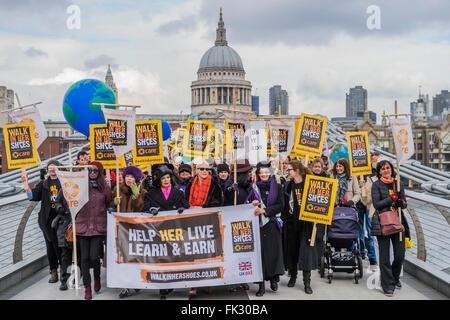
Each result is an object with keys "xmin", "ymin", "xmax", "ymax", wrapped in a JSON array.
[
  {"xmin": 268, "ymin": 119, "xmax": 295, "ymax": 162},
  {"xmin": 224, "ymin": 111, "xmax": 249, "ymax": 161},
  {"xmin": 390, "ymin": 117, "xmax": 415, "ymax": 165},
  {"xmin": 245, "ymin": 120, "xmax": 267, "ymax": 166},
  {"xmin": 102, "ymin": 108, "xmax": 136, "ymax": 157},
  {"xmin": 106, "ymin": 204, "xmax": 263, "ymax": 289},
  {"xmin": 10, "ymin": 105, "xmax": 48, "ymax": 148},
  {"xmin": 56, "ymin": 169, "xmax": 89, "ymax": 219}
]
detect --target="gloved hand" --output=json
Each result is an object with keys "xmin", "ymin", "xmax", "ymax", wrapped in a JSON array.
[
  {"xmin": 149, "ymin": 207, "xmax": 159, "ymax": 215},
  {"xmin": 343, "ymin": 200, "xmax": 354, "ymax": 207},
  {"xmin": 114, "ymin": 197, "xmax": 120, "ymax": 206},
  {"xmin": 226, "ymin": 183, "xmax": 238, "ymax": 192},
  {"xmin": 394, "ymin": 198, "xmax": 406, "ymax": 209},
  {"xmin": 391, "ymin": 192, "xmax": 399, "ymax": 201},
  {"xmin": 40, "ymin": 168, "xmax": 46, "ymax": 180},
  {"xmin": 177, "ymin": 207, "xmax": 185, "ymax": 214},
  {"xmin": 131, "ymin": 184, "xmax": 140, "ymax": 197},
  {"xmin": 51, "ymin": 215, "xmax": 60, "ymax": 229}
]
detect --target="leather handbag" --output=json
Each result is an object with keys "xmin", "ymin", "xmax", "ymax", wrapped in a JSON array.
[{"xmin": 379, "ymin": 210, "xmax": 404, "ymax": 236}]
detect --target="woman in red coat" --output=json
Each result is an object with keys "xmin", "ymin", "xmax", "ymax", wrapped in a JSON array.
[{"xmin": 76, "ymin": 161, "xmax": 111, "ymax": 300}]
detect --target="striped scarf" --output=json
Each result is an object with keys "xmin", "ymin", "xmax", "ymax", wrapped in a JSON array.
[{"xmin": 189, "ymin": 175, "xmax": 211, "ymax": 207}]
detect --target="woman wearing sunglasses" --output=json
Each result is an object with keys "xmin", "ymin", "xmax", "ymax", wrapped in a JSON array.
[
  {"xmin": 184, "ymin": 159, "xmax": 223, "ymax": 297},
  {"xmin": 248, "ymin": 161, "xmax": 284, "ymax": 297},
  {"xmin": 74, "ymin": 161, "xmax": 111, "ymax": 300}
]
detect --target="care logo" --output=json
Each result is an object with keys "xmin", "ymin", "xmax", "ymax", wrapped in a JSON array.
[
  {"xmin": 63, "ymin": 182, "xmax": 79, "ymax": 200},
  {"xmin": 397, "ymin": 129, "xmax": 408, "ymax": 146},
  {"xmin": 19, "ymin": 118, "xmax": 39, "ymax": 138},
  {"xmin": 238, "ymin": 259, "xmax": 252, "ymax": 276}
]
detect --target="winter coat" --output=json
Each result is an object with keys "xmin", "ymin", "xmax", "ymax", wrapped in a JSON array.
[
  {"xmin": 247, "ymin": 179, "xmax": 285, "ymax": 279},
  {"xmin": 370, "ymin": 179, "xmax": 410, "ymax": 238},
  {"xmin": 282, "ymin": 179, "xmax": 318, "ymax": 271},
  {"xmin": 361, "ymin": 175, "xmax": 378, "ymax": 218},
  {"xmin": 330, "ymin": 174, "xmax": 361, "ymax": 205},
  {"xmin": 143, "ymin": 185, "xmax": 189, "ymax": 212},
  {"xmin": 29, "ymin": 177, "xmax": 61, "ymax": 242},
  {"xmin": 177, "ymin": 177, "xmax": 193, "ymax": 193},
  {"xmin": 75, "ymin": 182, "xmax": 112, "ymax": 237},
  {"xmin": 111, "ymin": 183, "xmax": 147, "ymax": 213},
  {"xmin": 219, "ymin": 177, "xmax": 235, "ymax": 206},
  {"xmin": 185, "ymin": 175, "xmax": 223, "ymax": 208},
  {"xmin": 53, "ymin": 189, "xmax": 72, "ymax": 247}
]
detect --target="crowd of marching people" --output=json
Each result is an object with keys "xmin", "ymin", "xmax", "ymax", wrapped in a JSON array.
[{"xmin": 21, "ymin": 146, "xmax": 410, "ymax": 300}]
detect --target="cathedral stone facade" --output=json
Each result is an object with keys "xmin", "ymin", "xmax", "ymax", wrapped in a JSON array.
[{"xmin": 190, "ymin": 9, "xmax": 252, "ymax": 122}]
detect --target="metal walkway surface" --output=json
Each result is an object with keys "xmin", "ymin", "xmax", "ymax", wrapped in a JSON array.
[{"xmin": 2, "ymin": 258, "xmax": 447, "ymax": 300}]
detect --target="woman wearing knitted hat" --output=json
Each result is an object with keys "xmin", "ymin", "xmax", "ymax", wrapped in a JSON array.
[
  {"xmin": 111, "ymin": 165, "xmax": 147, "ymax": 213},
  {"xmin": 73, "ymin": 161, "xmax": 112, "ymax": 300},
  {"xmin": 247, "ymin": 161, "xmax": 284, "ymax": 297},
  {"xmin": 110, "ymin": 165, "xmax": 147, "ymax": 299}
]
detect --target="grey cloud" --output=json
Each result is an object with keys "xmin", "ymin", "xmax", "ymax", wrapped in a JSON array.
[
  {"xmin": 198, "ymin": 0, "xmax": 450, "ymax": 45},
  {"xmin": 156, "ymin": 15, "xmax": 198, "ymax": 35},
  {"xmin": 25, "ymin": 47, "xmax": 48, "ymax": 57},
  {"xmin": 84, "ymin": 54, "xmax": 118, "ymax": 69}
]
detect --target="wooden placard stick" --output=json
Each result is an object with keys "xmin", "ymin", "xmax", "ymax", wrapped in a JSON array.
[
  {"xmin": 106, "ymin": 169, "xmax": 111, "ymax": 187},
  {"xmin": 68, "ymin": 159, "xmax": 79, "ymax": 295},
  {"xmin": 394, "ymin": 100, "xmax": 403, "ymax": 242},
  {"xmin": 233, "ymin": 88, "xmax": 238, "ymax": 206},
  {"xmin": 116, "ymin": 158, "xmax": 120, "ymax": 213}
]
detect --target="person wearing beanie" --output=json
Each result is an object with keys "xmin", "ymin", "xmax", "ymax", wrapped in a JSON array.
[
  {"xmin": 111, "ymin": 165, "xmax": 147, "ymax": 298},
  {"xmin": 22, "ymin": 159, "xmax": 62, "ymax": 284},
  {"xmin": 110, "ymin": 165, "xmax": 146, "ymax": 212},
  {"xmin": 217, "ymin": 163, "xmax": 237, "ymax": 206},
  {"xmin": 70, "ymin": 161, "xmax": 111, "ymax": 300},
  {"xmin": 177, "ymin": 163, "xmax": 193, "ymax": 192}
]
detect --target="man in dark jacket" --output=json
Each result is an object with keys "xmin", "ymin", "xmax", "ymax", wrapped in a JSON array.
[
  {"xmin": 53, "ymin": 188, "xmax": 74, "ymax": 290},
  {"xmin": 22, "ymin": 160, "xmax": 62, "ymax": 283}
]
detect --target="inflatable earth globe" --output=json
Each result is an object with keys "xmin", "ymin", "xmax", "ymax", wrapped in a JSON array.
[
  {"xmin": 62, "ymin": 79, "xmax": 116, "ymax": 136},
  {"xmin": 330, "ymin": 143, "xmax": 349, "ymax": 163}
]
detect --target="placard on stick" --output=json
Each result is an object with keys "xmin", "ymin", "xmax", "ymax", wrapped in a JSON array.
[
  {"xmin": 293, "ymin": 114, "xmax": 327, "ymax": 159},
  {"xmin": 133, "ymin": 120, "xmax": 164, "ymax": 166},
  {"xmin": 299, "ymin": 175, "xmax": 338, "ymax": 225},
  {"xmin": 3, "ymin": 123, "xmax": 39, "ymax": 169},
  {"xmin": 346, "ymin": 131, "xmax": 372, "ymax": 176}
]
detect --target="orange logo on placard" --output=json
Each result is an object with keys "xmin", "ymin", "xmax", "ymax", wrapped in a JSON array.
[
  {"xmin": 19, "ymin": 119, "xmax": 39, "ymax": 139},
  {"xmin": 397, "ymin": 129, "xmax": 408, "ymax": 147},
  {"xmin": 63, "ymin": 182, "xmax": 79, "ymax": 200}
]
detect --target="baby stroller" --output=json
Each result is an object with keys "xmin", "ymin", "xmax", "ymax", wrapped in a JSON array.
[{"xmin": 319, "ymin": 206, "xmax": 363, "ymax": 284}]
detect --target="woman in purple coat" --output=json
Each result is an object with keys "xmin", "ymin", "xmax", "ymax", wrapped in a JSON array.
[{"xmin": 76, "ymin": 161, "xmax": 111, "ymax": 300}]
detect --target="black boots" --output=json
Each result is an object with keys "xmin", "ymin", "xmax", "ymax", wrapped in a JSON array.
[
  {"xmin": 256, "ymin": 282, "xmax": 265, "ymax": 297},
  {"xmin": 269, "ymin": 278, "xmax": 278, "ymax": 291},
  {"xmin": 287, "ymin": 276, "xmax": 297, "ymax": 287},
  {"xmin": 303, "ymin": 270, "xmax": 313, "ymax": 294}
]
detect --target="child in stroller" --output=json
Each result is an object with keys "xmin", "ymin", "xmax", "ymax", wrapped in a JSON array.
[{"xmin": 319, "ymin": 205, "xmax": 364, "ymax": 284}]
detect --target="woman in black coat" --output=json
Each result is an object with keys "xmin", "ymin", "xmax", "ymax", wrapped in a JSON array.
[
  {"xmin": 282, "ymin": 159, "xmax": 316, "ymax": 294},
  {"xmin": 248, "ymin": 161, "xmax": 284, "ymax": 297},
  {"xmin": 370, "ymin": 160, "xmax": 410, "ymax": 297},
  {"xmin": 143, "ymin": 165, "xmax": 189, "ymax": 299},
  {"xmin": 217, "ymin": 163, "xmax": 237, "ymax": 206}
]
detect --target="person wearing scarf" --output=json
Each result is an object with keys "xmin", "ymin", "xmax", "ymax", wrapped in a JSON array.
[
  {"xmin": 283, "ymin": 160, "xmax": 316, "ymax": 294},
  {"xmin": 74, "ymin": 161, "xmax": 112, "ymax": 300},
  {"xmin": 184, "ymin": 159, "xmax": 223, "ymax": 297},
  {"xmin": 217, "ymin": 163, "xmax": 237, "ymax": 206},
  {"xmin": 330, "ymin": 158, "xmax": 361, "ymax": 207},
  {"xmin": 248, "ymin": 161, "xmax": 284, "ymax": 297},
  {"xmin": 371, "ymin": 160, "xmax": 410, "ymax": 297}
]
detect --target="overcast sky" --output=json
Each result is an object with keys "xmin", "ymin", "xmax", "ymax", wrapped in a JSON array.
[{"xmin": 1, "ymin": 0, "xmax": 450, "ymax": 121}]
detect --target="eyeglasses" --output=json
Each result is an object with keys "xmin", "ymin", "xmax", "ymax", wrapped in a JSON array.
[
  {"xmin": 197, "ymin": 168, "xmax": 209, "ymax": 171},
  {"xmin": 88, "ymin": 169, "xmax": 98, "ymax": 174},
  {"xmin": 259, "ymin": 170, "xmax": 271, "ymax": 175},
  {"xmin": 286, "ymin": 168, "xmax": 294, "ymax": 172}
]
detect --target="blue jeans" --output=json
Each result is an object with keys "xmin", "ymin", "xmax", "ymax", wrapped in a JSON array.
[{"xmin": 357, "ymin": 207, "xmax": 376, "ymax": 261}]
